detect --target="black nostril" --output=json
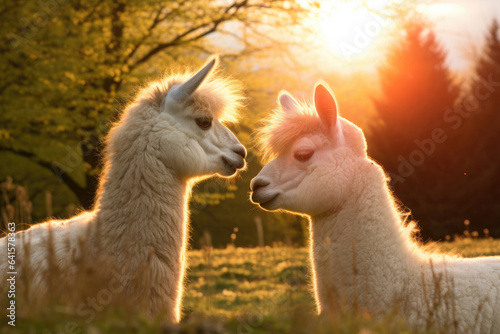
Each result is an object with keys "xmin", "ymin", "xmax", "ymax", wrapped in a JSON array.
[
  {"xmin": 251, "ymin": 178, "xmax": 270, "ymax": 192},
  {"xmin": 234, "ymin": 145, "xmax": 247, "ymax": 159}
]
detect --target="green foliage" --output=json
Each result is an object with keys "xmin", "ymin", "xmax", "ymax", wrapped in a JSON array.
[
  {"xmin": 0, "ymin": 0, "xmax": 312, "ymax": 246},
  {"xmin": 3, "ymin": 240, "xmax": 500, "ymax": 333},
  {"xmin": 0, "ymin": 0, "xmax": 308, "ymax": 208}
]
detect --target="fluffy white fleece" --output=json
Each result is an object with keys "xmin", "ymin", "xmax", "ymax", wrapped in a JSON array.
[
  {"xmin": 251, "ymin": 81, "xmax": 500, "ymax": 333},
  {"xmin": 0, "ymin": 57, "xmax": 246, "ymax": 323}
]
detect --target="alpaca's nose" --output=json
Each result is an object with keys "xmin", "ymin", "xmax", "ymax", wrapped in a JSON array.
[
  {"xmin": 250, "ymin": 177, "xmax": 270, "ymax": 192},
  {"xmin": 233, "ymin": 145, "xmax": 247, "ymax": 159}
]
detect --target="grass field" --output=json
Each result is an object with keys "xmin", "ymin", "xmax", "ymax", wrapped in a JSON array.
[{"xmin": 2, "ymin": 238, "xmax": 500, "ymax": 334}]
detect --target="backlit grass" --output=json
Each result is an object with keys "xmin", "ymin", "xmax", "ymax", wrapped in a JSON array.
[{"xmin": 2, "ymin": 239, "xmax": 499, "ymax": 333}]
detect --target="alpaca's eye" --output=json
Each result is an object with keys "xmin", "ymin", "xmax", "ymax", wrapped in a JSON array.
[
  {"xmin": 294, "ymin": 150, "xmax": 314, "ymax": 162},
  {"xmin": 195, "ymin": 117, "xmax": 212, "ymax": 130}
]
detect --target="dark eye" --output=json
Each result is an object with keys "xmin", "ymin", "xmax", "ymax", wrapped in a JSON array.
[
  {"xmin": 195, "ymin": 117, "xmax": 212, "ymax": 130},
  {"xmin": 294, "ymin": 150, "xmax": 314, "ymax": 162}
]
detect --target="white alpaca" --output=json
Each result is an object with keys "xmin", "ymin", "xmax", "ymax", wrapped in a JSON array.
[
  {"xmin": 250, "ymin": 82, "xmax": 500, "ymax": 333},
  {"xmin": 0, "ymin": 57, "xmax": 246, "ymax": 323}
]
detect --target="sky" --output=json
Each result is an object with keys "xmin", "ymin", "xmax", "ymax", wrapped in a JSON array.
[
  {"xmin": 422, "ymin": 0, "xmax": 500, "ymax": 71},
  {"xmin": 304, "ymin": 0, "xmax": 500, "ymax": 76}
]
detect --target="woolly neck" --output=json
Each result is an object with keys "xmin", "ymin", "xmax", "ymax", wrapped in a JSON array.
[
  {"xmin": 78, "ymin": 135, "xmax": 190, "ymax": 322},
  {"xmin": 92, "ymin": 141, "xmax": 190, "ymax": 263},
  {"xmin": 309, "ymin": 162, "xmax": 421, "ymax": 313}
]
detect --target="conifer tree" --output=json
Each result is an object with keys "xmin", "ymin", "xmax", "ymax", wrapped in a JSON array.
[
  {"xmin": 368, "ymin": 22, "xmax": 459, "ymax": 239},
  {"xmin": 457, "ymin": 19, "xmax": 500, "ymax": 236}
]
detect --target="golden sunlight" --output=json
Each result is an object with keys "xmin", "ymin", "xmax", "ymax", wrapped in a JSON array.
[
  {"xmin": 416, "ymin": 2, "xmax": 465, "ymax": 19},
  {"xmin": 313, "ymin": 0, "xmax": 393, "ymax": 63}
]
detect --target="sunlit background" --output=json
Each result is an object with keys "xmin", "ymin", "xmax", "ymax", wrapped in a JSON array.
[
  {"xmin": 2, "ymin": 0, "xmax": 500, "ymax": 332},
  {"xmin": 1, "ymin": 0, "xmax": 500, "ymax": 246},
  {"xmin": 308, "ymin": 0, "xmax": 500, "ymax": 71}
]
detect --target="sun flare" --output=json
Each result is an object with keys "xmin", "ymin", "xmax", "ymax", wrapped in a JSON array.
[{"xmin": 312, "ymin": 0, "xmax": 394, "ymax": 63}]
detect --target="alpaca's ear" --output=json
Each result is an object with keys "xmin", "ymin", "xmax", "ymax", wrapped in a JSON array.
[
  {"xmin": 314, "ymin": 82, "xmax": 338, "ymax": 129},
  {"xmin": 278, "ymin": 91, "xmax": 300, "ymax": 114},
  {"xmin": 168, "ymin": 56, "xmax": 218, "ymax": 101}
]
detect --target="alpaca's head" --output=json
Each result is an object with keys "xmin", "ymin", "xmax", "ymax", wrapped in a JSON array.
[
  {"xmin": 250, "ymin": 82, "xmax": 368, "ymax": 216},
  {"xmin": 108, "ymin": 57, "xmax": 246, "ymax": 180}
]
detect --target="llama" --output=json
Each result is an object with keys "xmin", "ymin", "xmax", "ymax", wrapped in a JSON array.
[
  {"xmin": 0, "ymin": 57, "xmax": 246, "ymax": 323},
  {"xmin": 250, "ymin": 82, "xmax": 500, "ymax": 333}
]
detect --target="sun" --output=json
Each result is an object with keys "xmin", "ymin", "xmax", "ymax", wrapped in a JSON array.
[{"xmin": 312, "ymin": 0, "xmax": 394, "ymax": 63}]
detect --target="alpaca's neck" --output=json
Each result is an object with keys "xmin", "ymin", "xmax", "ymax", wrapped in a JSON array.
[
  {"xmin": 310, "ymin": 163, "xmax": 418, "ymax": 312},
  {"xmin": 92, "ymin": 148, "xmax": 190, "ymax": 265}
]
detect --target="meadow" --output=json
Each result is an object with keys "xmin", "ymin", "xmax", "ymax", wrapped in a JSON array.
[
  {"xmin": 2, "ymin": 238, "xmax": 499, "ymax": 334},
  {"xmin": 2, "ymin": 0, "xmax": 500, "ymax": 332}
]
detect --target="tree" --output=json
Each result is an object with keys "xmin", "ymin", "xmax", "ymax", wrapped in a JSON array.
[
  {"xmin": 0, "ymin": 0, "xmax": 308, "ymax": 209},
  {"xmin": 455, "ymin": 19, "xmax": 500, "ymax": 237},
  {"xmin": 368, "ymin": 22, "xmax": 460, "ymax": 239}
]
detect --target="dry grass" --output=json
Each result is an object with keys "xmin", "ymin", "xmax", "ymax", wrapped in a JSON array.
[
  {"xmin": 1, "ymin": 177, "xmax": 498, "ymax": 333},
  {"xmin": 1, "ymin": 177, "xmax": 32, "ymax": 231},
  {"xmin": 0, "ymin": 239, "xmax": 497, "ymax": 333}
]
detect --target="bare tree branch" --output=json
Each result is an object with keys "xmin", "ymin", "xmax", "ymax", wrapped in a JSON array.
[
  {"xmin": 129, "ymin": 0, "xmax": 250, "ymax": 70},
  {"xmin": 123, "ymin": 6, "xmax": 180, "ymax": 63}
]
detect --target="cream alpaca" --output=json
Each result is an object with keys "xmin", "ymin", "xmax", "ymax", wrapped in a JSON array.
[
  {"xmin": 251, "ymin": 82, "xmax": 500, "ymax": 333},
  {"xmin": 0, "ymin": 57, "xmax": 246, "ymax": 323}
]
